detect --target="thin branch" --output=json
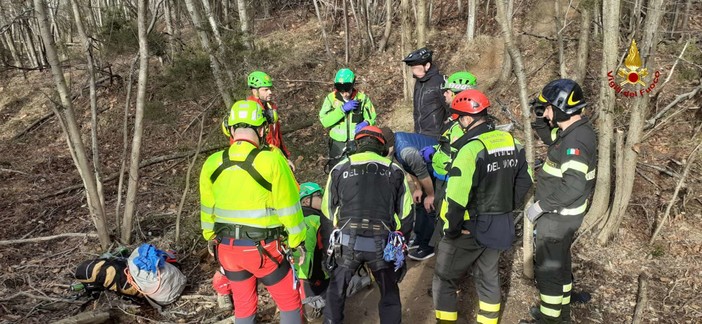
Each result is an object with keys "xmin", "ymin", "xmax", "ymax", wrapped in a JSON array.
[
  {"xmin": 650, "ymin": 137, "xmax": 702, "ymax": 243},
  {"xmin": 0, "ymin": 167, "xmax": 28, "ymax": 175},
  {"xmin": 175, "ymin": 116, "xmax": 204, "ymax": 244},
  {"xmin": 646, "ymin": 82, "xmax": 702, "ymax": 129},
  {"xmin": 656, "ymin": 40, "xmax": 690, "ymax": 94},
  {"xmin": 0, "ymin": 291, "xmax": 84, "ymax": 304},
  {"xmin": 0, "ymin": 233, "xmax": 98, "ymax": 246}
]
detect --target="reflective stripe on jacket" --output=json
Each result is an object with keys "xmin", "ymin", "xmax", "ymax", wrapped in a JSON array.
[
  {"xmin": 199, "ymin": 141, "xmax": 306, "ymax": 247},
  {"xmin": 533, "ymin": 117, "xmax": 597, "ymax": 216},
  {"xmin": 318, "ymin": 90, "xmax": 377, "ymax": 142}
]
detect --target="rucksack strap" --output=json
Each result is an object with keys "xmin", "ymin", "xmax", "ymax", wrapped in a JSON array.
[{"xmin": 210, "ymin": 148, "xmax": 272, "ymax": 191}]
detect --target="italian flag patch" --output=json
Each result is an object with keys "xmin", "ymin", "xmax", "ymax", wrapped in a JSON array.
[{"xmin": 566, "ymin": 148, "xmax": 581, "ymax": 156}]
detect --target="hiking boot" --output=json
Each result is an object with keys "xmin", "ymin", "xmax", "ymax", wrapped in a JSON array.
[
  {"xmin": 217, "ymin": 294, "xmax": 233, "ymax": 311},
  {"xmin": 408, "ymin": 248, "xmax": 435, "ymax": 261},
  {"xmin": 529, "ymin": 306, "xmax": 542, "ymax": 321}
]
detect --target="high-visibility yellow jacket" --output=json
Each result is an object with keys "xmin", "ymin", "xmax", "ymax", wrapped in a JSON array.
[
  {"xmin": 319, "ymin": 90, "xmax": 377, "ymax": 142},
  {"xmin": 199, "ymin": 141, "xmax": 306, "ymax": 248}
]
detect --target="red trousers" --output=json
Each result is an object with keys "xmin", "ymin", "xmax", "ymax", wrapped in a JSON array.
[
  {"xmin": 217, "ymin": 240, "xmax": 302, "ymax": 321},
  {"xmin": 212, "ymin": 269, "xmax": 232, "ymax": 296}
]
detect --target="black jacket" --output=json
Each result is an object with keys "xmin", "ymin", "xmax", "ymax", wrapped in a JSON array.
[
  {"xmin": 321, "ymin": 151, "xmax": 414, "ymax": 237},
  {"xmin": 413, "ymin": 65, "xmax": 448, "ymax": 138},
  {"xmin": 533, "ymin": 117, "xmax": 597, "ymax": 216}
]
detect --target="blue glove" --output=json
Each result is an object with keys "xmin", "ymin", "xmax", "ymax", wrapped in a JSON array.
[
  {"xmin": 420, "ymin": 146, "xmax": 436, "ymax": 163},
  {"xmin": 355, "ymin": 121, "xmax": 369, "ymax": 134},
  {"xmin": 341, "ymin": 100, "xmax": 359, "ymax": 113}
]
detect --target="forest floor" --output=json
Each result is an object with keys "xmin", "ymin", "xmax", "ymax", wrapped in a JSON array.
[{"xmin": 1, "ymin": 1, "xmax": 701, "ymax": 323}]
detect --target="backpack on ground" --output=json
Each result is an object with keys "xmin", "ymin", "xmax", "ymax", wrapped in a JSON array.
[
  {"xmin": 74, "ymin": 258, "xmax": 141, "ymax": 298},
  {"xmin": 126, "ymin": 244, "xmax": 186, "ymax": 306}
]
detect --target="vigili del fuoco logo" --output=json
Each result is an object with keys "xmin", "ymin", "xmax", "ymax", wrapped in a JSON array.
[{"xmin": 607, "ymin": 39, "xmax": 661, "ymax": 98}]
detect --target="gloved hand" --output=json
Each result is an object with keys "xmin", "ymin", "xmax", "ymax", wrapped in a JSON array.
[
  {"xmin": 529, "ymin": 98, "xmax": 547, "ymax": 119},
  {"xmin": 420, "ymin": 146, "xmax": 436, "ymax": 163},
  {"xmin": 354, "ymin": 121, "xmax": 369, "ymax": 134},
  {"xmin": 526, "ymin": 201, "xmax": 545, "ymax": 223},
  {"xmin": 207, "ymin": 239, "xmax": 218, "ymax": 257},
  {"xmin": 341, "ymin": 100, "xmax": 359, "ymax": 113}
]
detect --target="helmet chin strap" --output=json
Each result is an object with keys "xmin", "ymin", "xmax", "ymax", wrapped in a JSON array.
[{"xmin": 460, "ymin": 115, "xmax": 482, "ymax": 131}]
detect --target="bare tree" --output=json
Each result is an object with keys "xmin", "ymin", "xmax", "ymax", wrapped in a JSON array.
[
  {"xmin": 417, "ymin": 0, "xmax": 427, "ymax": 46},
  {"xmin": 313, "ymin": 0, "xmax": 333, "ymax": 57},
  {"xmin": 343, "ymin": 0, "xmax": 350, "ymax": 63},
  {"xmin": 555, "ymin": 0, "xmax": 567, "ymax": 78},
  {"xmin": 164, "ymin": 0, "xmax": 176, "ymax": 60},
  {"xmin": 121, "ymin": 0, "xmax": 150, "ymax": 243},
  {"xmin": 581, "ymin": 0, "xmax": 619, "ymax": 232},
  {"xmin": 378, "ymin": 0, "xmax": 393, "ymax": 51},
  {"xmin": 70, "ymin": 0, "xmax": 105, "ymax": 209},
  {"xmin": 200, "ymin": 0, "xmax": 235, "ymax": 84},
  {"xmin": 401, "ymin": 0, "xmax": 413, "ymax": 100},
  {"xmin": 499, "ymin": 0, "xmax": 513, "ymax": 82},
  {"xmin": 466, "ymin": 0, "xmax": 476, "ymax": 41},
  {"xmin": 574, "ymin": 2, "xmax": 592, "ymax": 84},
  {"xmin": 495, "ymin": 0, "xmax": 535, "ymax": 278},
  {"xmin": 34, "ymin": 0, "xmax": 110, "ymax": 249},
  {"xmin": 598, "ymin": 0, "xmax": 667, "ymax": 245},
  {"xmin": 236, "ymin": 0, "xmax": 253, "ymax": 49},
  {"xmin": 184, "ymin": 0, "xmax": 233, "ymax": 108}
]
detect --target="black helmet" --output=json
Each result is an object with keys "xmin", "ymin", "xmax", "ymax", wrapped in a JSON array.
[
  {"xmin": 538, "ymin": 79, "xmax": 587, "ymax": 115},
  {"xmin": 403, "ymin": 48, "xmax": 433, "ymax": 66}
]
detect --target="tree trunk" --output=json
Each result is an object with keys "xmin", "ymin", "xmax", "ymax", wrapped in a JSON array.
[
  {"xmin": 164, "ymin": 0, "xmax": 176, "ymax": 60},
  {"xmin": 34, "ymin": 0, "xmax": 110, "ymax": 250},
  {"xmin": 466, "ymin": 0, "xmax": 476, "ymax": 41},
  {"xmin": 581, "ymin": 0, "xmax": 619, "ymax": 232},
  {"xmin": 593, "ymin": 0, "xmax": 600, "ymax": 36},
  {"xmin": 499, "ymin": 0, "xmax": 513, "ymax": 82},
  {"xmin": 313, "ymin": 0, "xmax": 333, "ymax": 58},
  {"xmin": 348, "ymin": 0, "xmax": 367, "ymax": 54},
  {"xmin": 184, "ymin": 0, "xmax": 233, "ymax": 108},
  {"xmin": 236, "ymin": 0, "xmax": 253, "ymax": 49},
  {"xmin": 574, "ymin": 4, "xmax": 591, "ymax": 84},
  {"xmin": 363, "ymin": 0, "xmax": 376, "ymax": 50},
  {"xmin": 378, "ymin": 0, "xmax": 393, "ymax": 52},
  {"xmin": 20, "ymin": 23, "xmax": 39, "ymax": 68},
  {"xmin": 417, "ymin": 0, "xmax": 427, "ymax": 46},
  {"xmin": 555, "ymin": 0, "xmax": 567, "ymax": 78},
  {"xmin": 343, "ymin": 0, "xmax": 350, "ymax": 63},
  {"xmin": 121, "ymin": 0, "xmax": 150, "ymax": 244},
  {"xmin": 598, "ymin": 0, "xmax": 666, "ymax": 245},
  {"xmin": 680, "ymin": 0, "xmax": 692, "ymax": 35},
  {"xmin": 495, "ymin": 0, "xmax": 535, "ymax": 279},
  {"xmin": 71, "ymin": 0, "xmax": 105, "ymax": 209},
  {"xmin": 201, "ymin": 0, "xmax": 235, "ymax": 84},
  {"xmin": 401, "ymin": 0, "xmax": 413, "ymax": 100}
]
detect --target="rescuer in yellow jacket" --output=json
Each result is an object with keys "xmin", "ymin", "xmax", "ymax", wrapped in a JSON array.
[{"xmin": 200, "ymin": 99, "xmax": 306, "ymax": 324}]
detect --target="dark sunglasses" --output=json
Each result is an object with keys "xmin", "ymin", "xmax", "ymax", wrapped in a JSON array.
[{"xmin": 334, "ymin": 83, "xmax": 354, "ymax": 93}]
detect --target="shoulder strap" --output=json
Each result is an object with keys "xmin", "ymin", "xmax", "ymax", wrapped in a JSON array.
[{"xmin": 210, "ymin": 148, "xmax": 273, "ymax": 191}]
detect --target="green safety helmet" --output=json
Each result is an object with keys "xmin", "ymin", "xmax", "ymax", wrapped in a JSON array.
[
  {"xmin": 299, "ymin": 182, "xmax": 324, "ymax": 200},
  {"xmin": 442, "ymin": 71, "xmax": 477, "ymax": 93},
  {"xmin": 222, "ymin": 100, "xmax": 267, "ymax": 137},
  {"xmin": 248, "ymin": 71, "xmax": 273, "ymax": 88},
  {"xmin": 334, "ymin": 68, "xmax": 355, "ymax": 84}
]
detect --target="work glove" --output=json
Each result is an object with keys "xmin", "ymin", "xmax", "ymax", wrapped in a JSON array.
[
  {"xmin": 354, "ymin": 121, "xmax": 369, "ymax": 134},
  {"xmin": 526, "ymin": 201, "xmax": 545, "ymax": 223},
  {"xmin": 207, "ymin": 239, "xmax": 218, "ymax": 257},
  {"xmin": 420, "ymin": 146, "xmax": 436, "ymax": 163},
  {"xmin": 341, "ymin": 100, "xmax": 359, "ymax": 113}
]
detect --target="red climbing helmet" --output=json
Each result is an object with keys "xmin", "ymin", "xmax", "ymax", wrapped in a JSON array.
[
  {"xmin": 450, "ymin": 89, "xmax": 490, "ymax": 120},
  {"xmin": 354, "ymin": 125, "xmax": 386, "ymax": 145}
]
